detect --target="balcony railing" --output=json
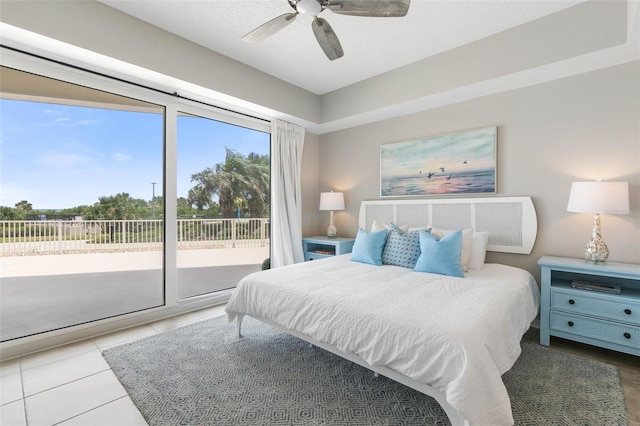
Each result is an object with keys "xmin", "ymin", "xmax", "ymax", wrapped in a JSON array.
[{"xmin": 0, "ymin": 218, "xmax": 270, "ymax": 256}]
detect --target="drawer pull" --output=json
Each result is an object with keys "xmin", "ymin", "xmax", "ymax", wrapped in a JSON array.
[
  {"xmin": 568, "ymin": 299, "xmax": 575, "ymax": 305},
  {"xmin": 624, "ymin": 308, "xmax": 632, "ymax": 315},
  {"xmin": 624, "ymin": 332, "xmax": 631, "ymax": 339},
  {"xmin": 567, "ymin": 321, "xmax": 574, "ymax": 327}
]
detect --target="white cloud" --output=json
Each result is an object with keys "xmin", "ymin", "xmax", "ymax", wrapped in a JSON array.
[
  {"xmin": 43, "ymin": 108, "xmax": 64, "ymax": 115},
  {"xmin": 35, "ymin": 153, "xmax": 95, "ymax": 168},
  {"xmin": 111, "ymin": 152, "xmax": 132, "ymax": 163},
  {"xmin": 51, "ymin": 117, "xmax": 102, "ymax": 127}
]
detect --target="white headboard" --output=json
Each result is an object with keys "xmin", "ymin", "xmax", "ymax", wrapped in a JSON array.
[{"xmin": 359, "ymin": 196, "xmax": 537, "ymax": 254}]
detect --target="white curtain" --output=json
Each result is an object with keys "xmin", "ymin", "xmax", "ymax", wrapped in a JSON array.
[{"xmin": 271, "ymin": 119, "xmax": 305, "ymax": 267}]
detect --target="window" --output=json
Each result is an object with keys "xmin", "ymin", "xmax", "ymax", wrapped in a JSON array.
[{"xmin": 0, "ymin": 54, "xmax": 271, "ymax": 345}]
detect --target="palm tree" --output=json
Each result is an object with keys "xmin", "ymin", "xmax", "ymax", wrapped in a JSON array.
[
  {"xmin": 187, "ymin": 186, "xmax": 211, "ymax": 210},
  {"xmin": 244, "ymin": 152, "xmax": 270, "ymax": 217},
  {"xmin": 191, "ymin": 166, "xmax": 233, "ymax": 217},
  {"xmin": 190, "ymin": 148, "xmax": 269, "ymax": 218}
]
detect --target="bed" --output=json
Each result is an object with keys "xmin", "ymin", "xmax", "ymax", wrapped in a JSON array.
[{"xmin": 226, "ymin": 197, "xmax": 540, "ymax": 426}]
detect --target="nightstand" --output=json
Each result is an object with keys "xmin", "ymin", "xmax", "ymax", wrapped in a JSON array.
[
  {"xmin": 302, "ymin": 236, "xmax": 355, "ymax": 261},
  {"xmin": 538, "ymin": 256, "xmax": 640, "ymax": 356}
]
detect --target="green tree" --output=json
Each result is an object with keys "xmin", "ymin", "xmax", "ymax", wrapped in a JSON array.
[
  {"xmin": 150, "ymin": 195, "xmax": 164, "ymax": 218},
  {"xmin": 61, "ymin": 205, "xmax": 92, "ymax": 217},
  {"xmin": 187, "ymin": 186, "xmax": 211, "ymax": 210},
  {"xmin": 190, "ymin": 148, "xmax": 269, "ymax": 218},
  {"xmin": 244, "ymin": 152, "xmax": 270, "ymax": 217},
  {"xmin": 85, "ymin": 193, "xmax": 147, "ymax": 220},
  {"xmin": 14, "ymin": 200, "xmax": 33, "ymax": 211},
  {"xmin": 191, "ymin": 149, "xmax": 242, "ymax": 218},
  {"xmin": 0, "ymin": 206, "xmax": 24, "ymax": 220},
  {"xmin": 177, "ymin": 197, "xmax": 192, "ymax": 217}
]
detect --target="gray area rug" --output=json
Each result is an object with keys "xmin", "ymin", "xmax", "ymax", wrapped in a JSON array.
[{"xmin": 103, "ymin": 315, "xmax": 628, "ymax": 425}]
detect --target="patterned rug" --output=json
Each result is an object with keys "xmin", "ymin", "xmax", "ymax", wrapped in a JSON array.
[{"xmin": 102, "ymin": 315, "xmax": 628, "ymax": 425}]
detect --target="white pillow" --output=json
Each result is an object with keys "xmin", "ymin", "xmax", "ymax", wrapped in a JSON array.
[
  {"xmin": 371, "ymin": 220, "xmax": 408, "ymax": 233},
  {"xmin": 468, "ymin": 232, "xmax": 489, "ymax": 270},
  {"xmin": 429, "ymin": 226, "xmax": 473, "ymax": 272}
]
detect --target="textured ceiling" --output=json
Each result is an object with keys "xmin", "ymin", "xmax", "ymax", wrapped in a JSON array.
[{"xmin": 96, "ymin": 0, "xmax": 586, "ymax": 95}]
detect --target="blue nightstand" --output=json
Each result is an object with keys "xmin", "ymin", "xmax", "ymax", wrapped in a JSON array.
[
  {"xmin": 538, "ymin": 256, "xmax": 640, "ymax": 356},
  {"xmin": 302, "ymin": 236, "xmax": 355, "ymax": 261}
]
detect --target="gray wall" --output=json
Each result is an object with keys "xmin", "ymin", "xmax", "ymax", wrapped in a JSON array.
[
  {"xmin": 315, "ymin": 62, "xmax": 640, "ymax": 280},
  {"xmin": 319, "ymin": 0, "xmax": 628, "ymax": 124}
]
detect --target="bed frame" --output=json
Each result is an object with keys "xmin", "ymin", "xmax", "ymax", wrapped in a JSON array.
[{"xmin": 236, "ymin": 196, "xmax": 538, "ymax": 425}]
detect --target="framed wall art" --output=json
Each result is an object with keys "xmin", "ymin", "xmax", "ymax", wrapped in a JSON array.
[{"xmin": 380, "ymin": 126, "xmax": 497, "ymax": 197}]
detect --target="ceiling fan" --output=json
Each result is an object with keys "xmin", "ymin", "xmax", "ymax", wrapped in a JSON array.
[{"xmin": 242, "ymin": 0, "xmax": 411, "ymax": 61}]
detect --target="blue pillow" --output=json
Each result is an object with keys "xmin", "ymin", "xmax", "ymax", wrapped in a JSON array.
[
  {"xmin": 382, "ymin": 223, "xmax": 422, "ymax": 269},
  {"xmin": 414, "ymin": 229, "xmax": 464, "ymax": 277},
  {"xmin": 351, "ymin": 228, "xmax": 388, "ymax": 266}
]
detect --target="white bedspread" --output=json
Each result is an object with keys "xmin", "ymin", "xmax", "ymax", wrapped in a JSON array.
[{"xmin": 226, "ymin": 255, "xmax": 540, "ymax": 425}]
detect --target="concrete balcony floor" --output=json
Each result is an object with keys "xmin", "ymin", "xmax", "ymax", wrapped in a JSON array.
[{"xmin": 0, "ymin": 248, "xmax": 268, "ymax": 342}]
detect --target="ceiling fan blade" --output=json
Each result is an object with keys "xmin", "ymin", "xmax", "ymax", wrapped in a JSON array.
[
  {"xmin": 311, "ymin": 17, "xmax": 344, "ymax": 61},
  {"xmin": 242, "ymin": 13, "xmax": 298, "ymax": 42},
  {"xmin": 327, "ymin": 0, "xmax": 410, "ymax": 17}
]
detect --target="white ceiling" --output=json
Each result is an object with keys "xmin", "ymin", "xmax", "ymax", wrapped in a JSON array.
[{"xmin": 97, "ymin": 0, "xmax": 587, "ymax": 95}]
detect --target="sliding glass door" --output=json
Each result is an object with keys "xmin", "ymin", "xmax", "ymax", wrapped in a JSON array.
[
  {"xmin": 176, "ymin": 109, "xmax": 270, "ymax": 300},
  {"xmin": 0, "ymin": 67, "xmax": 165, "ymax": 341}
]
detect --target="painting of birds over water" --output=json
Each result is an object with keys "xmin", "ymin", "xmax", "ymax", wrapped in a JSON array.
[{"xmin": 380, "ymin": 126, "xmax": 497, "ymax": 197}]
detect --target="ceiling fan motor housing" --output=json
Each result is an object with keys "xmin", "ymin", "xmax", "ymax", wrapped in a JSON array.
[{"xmin": 296, "ymin": 0, "xmax": 322, "ymax": 16}]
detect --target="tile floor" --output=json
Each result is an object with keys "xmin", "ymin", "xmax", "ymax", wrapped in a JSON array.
[
  {"xmin": 1, "ymin": 306, "xmax": 638, "ymax": 426},
  {"xmin": 0, "ymin": 305, "xmax": 226, "ymax": 426}
]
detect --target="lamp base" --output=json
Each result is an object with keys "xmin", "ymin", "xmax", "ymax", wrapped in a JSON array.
[
  {"xmin": 327, "ymin": 210, "xmax": 337, "ymax": 239},
  {"xmin": 583, "ymin": 214, "xmax": 609, "ymax": 264},
  {"xmin": 584, "ymin": 238, "xmax": 609, "ymax": 263},
  {"xmin": 327, "ymin": 224, "xmax": 337, "ymax": 239}
]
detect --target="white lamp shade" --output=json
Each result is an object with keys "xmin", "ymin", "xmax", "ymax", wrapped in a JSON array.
[
  {"xmin": 319, "ymin": 192, "xmax": 345, "ymax": 211},
  {"xmin": 567, "ymin": 181, "xmax": 630, "ymax": 215}
]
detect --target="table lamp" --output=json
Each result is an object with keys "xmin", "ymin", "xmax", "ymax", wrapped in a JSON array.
[
  {"xmin": 567, "ymin": 181, "xmax": 629, "ymax": 263},
  {"xmin": 319, "ymin": 191, "xmax": 345, "ymax": 238}
]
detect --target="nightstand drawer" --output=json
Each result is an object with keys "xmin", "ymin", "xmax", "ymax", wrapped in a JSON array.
[
  {"xmin": 550, "ymin": 311, "xmax": 640, "ymax": 350},
  {"xmin": 551, "ymin": 287, "xmax": 640, "ymax": 324},
  {"xmin": 304, "ymin": 252, "xmax": 333, "ymax": 261}
]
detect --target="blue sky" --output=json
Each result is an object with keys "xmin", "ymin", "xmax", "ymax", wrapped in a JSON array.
[{"xmin": 0, "ymin": 99, "xmax": 270, "ymax": 210}]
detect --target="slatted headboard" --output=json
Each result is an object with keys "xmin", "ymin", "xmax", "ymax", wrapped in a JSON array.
[{"xmin": 359, "ymin": 196, "xmax": 537, "ymax": 254}]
